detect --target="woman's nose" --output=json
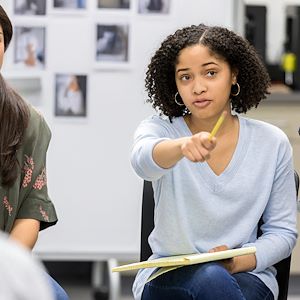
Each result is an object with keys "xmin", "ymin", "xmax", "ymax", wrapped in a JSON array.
[{"xmin": 192, "ymin": 79, "xmax": 207, "ymax": 94}]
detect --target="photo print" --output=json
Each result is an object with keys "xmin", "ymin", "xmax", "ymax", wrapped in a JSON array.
[
  {"xmin": 96, "ymin": 24, "xmax": 129, "ymax": 63},
  {"xmin": 138, "ymin": 0, "xmax": 170, "ymax": 14},
  {"xmin": 14, "ymin": 26, "xmax": 46, "ymax": 69},
  {"xmin": 53, "ymin": 0, "xmax": 86, "ymax": 9},
  {"xmin": 14, "ymin": 0, "xmax": 46, "ymax": 15},
  {"xmin": 55, "ymin": 74, "xmax": 87, "ymax": 117},
  {"xmin": 97, "ymin": 0, "xmax": 130, "ymax": 9}
]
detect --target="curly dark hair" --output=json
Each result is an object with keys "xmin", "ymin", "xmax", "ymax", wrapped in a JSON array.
[{"xmin": 145, "ymin": 24, "xmax": 271, "ymax": 117}]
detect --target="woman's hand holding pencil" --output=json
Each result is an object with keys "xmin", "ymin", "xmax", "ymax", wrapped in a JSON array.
[
  {"xmin": 181, "ymin": 111, "xmax": 227, "ymax": 163},
  {"xmin": 152, "ymin": 111, "xmax": 228, "ymax": 168}
]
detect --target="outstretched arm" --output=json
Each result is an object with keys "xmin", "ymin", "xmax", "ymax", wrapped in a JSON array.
[{"xmin": 153, "ymin": 132, "xmax": 216, "ymax": 169}]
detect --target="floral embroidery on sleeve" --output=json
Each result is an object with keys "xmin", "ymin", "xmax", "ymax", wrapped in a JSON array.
[
  {"xmin": 39, "ymin": 205, "xmax": 49, "ymax": 222},
  {"xmin": 22, "ymin": 155, "xmax": 35, "ymax": 188},
  {"xmin": 3, "ymin": 196, "xmax": 13, "ymax": 216},
  {"xmin": 33, "ymin": 168, "xmax": 47, "ymax": 190}
]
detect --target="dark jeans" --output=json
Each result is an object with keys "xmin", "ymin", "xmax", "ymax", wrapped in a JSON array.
[{"xmin": 142, "ymin": 262, "xmax": 274, "ymax": 300}]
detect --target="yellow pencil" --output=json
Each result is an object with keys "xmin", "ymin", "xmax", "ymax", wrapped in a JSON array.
[{"xmin": 209, "ymin": 111, "xmax": 227, "ymax": 141}]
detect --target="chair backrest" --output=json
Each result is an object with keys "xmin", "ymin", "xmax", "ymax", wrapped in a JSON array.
[
  {"xmin": 140, "ymin": 180, "xmax": 155, "ymax": 262},
  {"xmin": 140, "ymin": 170, "xmax": 300, "ymax": 300},
  {"xmin": 274, "ymin": 170, "xmax": 300, "ymax": 300},
  {"xmin": 295, "ymin": 170, "xmax": 299, "ymax": 198}
]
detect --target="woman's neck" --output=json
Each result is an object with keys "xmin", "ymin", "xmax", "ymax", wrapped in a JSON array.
[{"xmin": 184, "ymin": 111, "xmax": 237, "ymax": 137}]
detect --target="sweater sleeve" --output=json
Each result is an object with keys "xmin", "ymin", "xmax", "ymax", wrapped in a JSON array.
[
  {"xmin": 131, "ymin": 116, "xmax": 174, "ymax": 181},
  {"xmin": 244, "ymin": 137, "xmax": 298, "ymax": 272}
]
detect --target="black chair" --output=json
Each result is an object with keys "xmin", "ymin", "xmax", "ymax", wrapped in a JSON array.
[
  {"xmin": 271, "ymin": 170, "xmax": 299, "ymax": 300},
  {"xmin": 140, "ymin": 171, "xmax": 299, "ymax": 300}
]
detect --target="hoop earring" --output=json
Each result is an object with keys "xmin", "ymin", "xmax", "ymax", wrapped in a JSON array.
[
  {"xmin": 174, "ymin": 92, "xmax": 185, "ymax": 106},
  {"xmin": 231, "ymin": 82, "xmax": 240, "ymax": 97}
]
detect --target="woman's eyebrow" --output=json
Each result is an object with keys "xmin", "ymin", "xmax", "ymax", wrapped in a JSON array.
[
  {"xmin": 176, "ymin": 68, "xmax": 189, "ymax": 73},
  {"xmin": 202, "ymin": 61, "xmax": 219, "ymax": 67},
  {"xmin": 176, "ymin": 62, "xmax": 219, "ymax": 73}
]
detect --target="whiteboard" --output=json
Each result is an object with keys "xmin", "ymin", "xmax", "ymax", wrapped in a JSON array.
[{"xmin": 1, "ymin": 0, "xmax": 242, "ymax": 260}]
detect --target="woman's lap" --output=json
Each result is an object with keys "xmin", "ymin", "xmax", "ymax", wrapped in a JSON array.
[
  {"xmin": 142, "ymin": 262, "xmax": 274, "ymax": 300},
  {"xmin": 233, "ymin": 272, "xmax": 274, "ymax": 300}
]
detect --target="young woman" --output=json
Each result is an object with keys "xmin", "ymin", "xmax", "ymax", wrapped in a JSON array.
[
  {"xmin": 131, "ymin": 24, "xmax": 297, "ymax": 300},
  {"xmin": 0, "ymin": 6, "xmax": 68, "ymax": 300}
]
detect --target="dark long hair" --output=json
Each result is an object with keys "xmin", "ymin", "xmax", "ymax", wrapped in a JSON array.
[
  {"xmin": 0, "ymin": 5, "xmax": 29, "ymax": 187},
  {"xmin": 0, "ymin": 5, "xmax": 12, "ymax": 51}
]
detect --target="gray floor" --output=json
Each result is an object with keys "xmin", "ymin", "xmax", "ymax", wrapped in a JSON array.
[
  {"xmin": 61, "ymin": 275, "xmax": 134, "ymax": 300},
  {"xmin": 45, "ymin": 261, "xmax": 134, "ymax": 300}
]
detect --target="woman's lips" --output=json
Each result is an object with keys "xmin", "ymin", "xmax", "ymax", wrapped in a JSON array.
[{"xmin": 193, "ymin": 99, "xmax": 212, "ymax": 108}]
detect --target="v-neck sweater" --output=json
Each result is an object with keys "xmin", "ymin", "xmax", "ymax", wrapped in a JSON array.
[
  {"xmin": 131, "ymin": 114, "xmax": 297, "ymax": 300},
  {"xmin": 180, "ymin": 115, "xmax": 248, "ymax": 193}
]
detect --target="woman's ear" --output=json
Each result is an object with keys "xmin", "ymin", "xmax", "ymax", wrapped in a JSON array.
[{"xmin": 231, "ymin": 68, "xmax": 239, "ymax": 84}]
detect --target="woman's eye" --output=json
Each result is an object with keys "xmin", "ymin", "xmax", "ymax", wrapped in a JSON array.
[
  {"xmin": 207, "ymin": 71, "xmax": 216, "ymax": 77},
  {"xmin": 180, "ymin": 75, "xmax": 190, "ymax": 81}
]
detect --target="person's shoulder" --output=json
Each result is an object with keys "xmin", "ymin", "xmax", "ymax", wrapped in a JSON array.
[
  {"xmin": 28, "ymin": 104, "xmax": 45, "ymax": 123},
  {"xmin": 25, "ymin": 104, "xmax": 51, "ymax": 138},
  {"xmin": 0, "ymin": 233, "xmax": 54, "ymax": 300},
  {"xmin": 138, "ymin": 114, "xmax": 178, "ymax": 133},
  {"xmin": 0, "ymin": 233, "xmax": 36, "ymax": 270},
  {"xmin": 241, "ymin": 115, "xmax": 290, "ymax": 144},
  {"xmin": 142, "ymin": 114, "xmax": 183, "ymax": 128},
  {"xmin": 20, "ymin": 104, "xmax": 51, "ymax": 152},
  {"xmin": 142, "ymin": 114, "xmax": 172, "ymax": 124}
]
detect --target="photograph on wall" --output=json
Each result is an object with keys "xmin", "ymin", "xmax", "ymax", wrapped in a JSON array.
[
  {"xmin": 97, "ymin": 0, "xmax": 130, "ymax": 9},
  {"xmin": 14, "ymin": 0, "xmax": 46, "ymax": 15},
  {"xmin": 138, "ymin": 0, "xmax": 170, "ymax": 14},
  {"xmin": 52, "ymin": 0, "xmax": 86, "ymax": 9},
  {"xmin": 14, "ymin": 26, "xmax": 46, "ymax": 69},
  {"xmin": 55, "ymin": 74, "xmax": 87, "ymax": 117},
  {"xmin": 95, "ymin": 24, "xmax": 129, "ymax": 65}
]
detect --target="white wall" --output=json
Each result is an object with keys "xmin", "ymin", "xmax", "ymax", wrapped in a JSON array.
[{"xmin": 1, "ymin": 0, "xmax": 241, "ymax": 259}]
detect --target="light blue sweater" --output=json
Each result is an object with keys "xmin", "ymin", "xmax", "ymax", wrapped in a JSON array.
[{"xmin": 131, "ymin": 114, "xmax": 297, "ymax": 300}]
